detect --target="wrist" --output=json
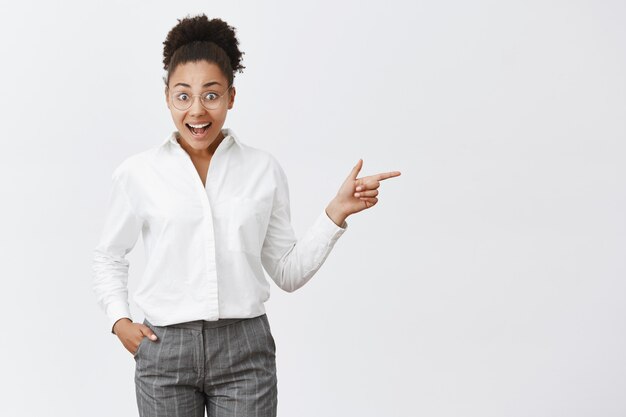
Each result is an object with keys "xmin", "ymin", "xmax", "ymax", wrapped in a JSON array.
[
  {"xmin": 325, "ymin": 199, "xmax": 348, "ymax": 228},
  {"xmin": 112, "ymin": 317, "xmax": 132, "ymax": 334}
]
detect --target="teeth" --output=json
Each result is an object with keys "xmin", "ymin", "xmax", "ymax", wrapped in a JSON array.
[{"xmin": 188, "ymin": 122, "xmax": 211, "ymax": 128}]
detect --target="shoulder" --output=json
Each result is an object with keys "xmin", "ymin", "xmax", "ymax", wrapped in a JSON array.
[
  {"xmin": 111, "ymin": 147, "xmax": 158, "ymax": 182},
  {"xmin": 237, "ymin": 141, "xmax": 285, "ymax": 174},
  {"xmin": 224, "ymin": 128, "xmax": 285, "ymax": 173}
]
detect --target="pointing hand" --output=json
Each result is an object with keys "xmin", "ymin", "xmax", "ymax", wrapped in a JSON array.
[{"xmin": 326, "ymin": 159, "xmax": 401, "ymax": 225}]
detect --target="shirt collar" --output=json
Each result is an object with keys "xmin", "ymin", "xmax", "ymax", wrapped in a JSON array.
[{"xmin": 162, "ymin": 127, "xmax": 240, "ymax": 151}]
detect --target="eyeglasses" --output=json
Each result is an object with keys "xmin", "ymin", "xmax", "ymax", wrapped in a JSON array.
[{"xmin": 168, "ymin": 85, "xmax": 233, "ymax": 111}]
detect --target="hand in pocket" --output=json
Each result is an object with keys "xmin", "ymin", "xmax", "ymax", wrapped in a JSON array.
[{"xmin": 113, "ymin": 319, "xmax": 159, "ymax": 356}]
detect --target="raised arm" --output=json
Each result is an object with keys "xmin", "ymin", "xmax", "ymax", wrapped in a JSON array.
[
  {"xmin": 261, "ymin": 158, "xmax": 401, "ymax": 293},
  {"xmin": 260, "ymin": 158, "xmax": 347, "ymax": 293}
]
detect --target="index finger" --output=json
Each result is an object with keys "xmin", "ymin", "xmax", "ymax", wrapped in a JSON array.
[{"xmin": 374, "ymin": 171, "xmax": 402, "ymax": 181}]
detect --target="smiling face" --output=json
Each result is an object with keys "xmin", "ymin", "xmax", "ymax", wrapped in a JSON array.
[{"xmin": 165, "ymin": 60, "xmax": 235, "ymax": 155}]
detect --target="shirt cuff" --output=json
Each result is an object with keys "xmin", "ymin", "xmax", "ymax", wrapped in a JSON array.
[
  {"xmin": 312, "ymin": 209, "xmax": 348, "ymax": 245},
  {"xmin": 106, "ymin": 300, "xmax": 132, "ymax": 334}
]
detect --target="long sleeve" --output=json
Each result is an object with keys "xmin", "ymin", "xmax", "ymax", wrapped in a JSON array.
[
  {"xmin": 92, "ymin": 168, "xmax": 143, "ymax": 334},
  {"xmin": 260, "ymin": 159, "xmax": 348, "ymax": 292}
]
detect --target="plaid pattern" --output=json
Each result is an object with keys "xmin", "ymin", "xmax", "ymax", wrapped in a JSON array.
[{"xmin": 134, "ymin": 314, "xmax": 277, "ymax": 416}]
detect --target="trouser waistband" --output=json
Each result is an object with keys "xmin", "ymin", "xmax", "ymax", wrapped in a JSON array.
[{"xmin": 145, "ymin": 315, "xmax": 261, "ymax": 331}]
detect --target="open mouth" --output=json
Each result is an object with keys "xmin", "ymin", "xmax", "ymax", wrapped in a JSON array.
[{"xmin": 186, "ymin": 122, "xmax": 212, "ymax": 137}]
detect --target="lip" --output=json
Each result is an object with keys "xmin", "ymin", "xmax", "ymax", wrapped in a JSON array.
[
  {"xmin": 185, "ymin": 121, "xmax": 212, "ymax": 139},
  {"xmin": 186, "ymin": 121, "xmax": 212, "ymax": 126}
]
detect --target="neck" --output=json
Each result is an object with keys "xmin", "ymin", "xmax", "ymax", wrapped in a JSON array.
[{"xmin": 176, "ymin": 130, "xmax": 224, "ymax": 158}]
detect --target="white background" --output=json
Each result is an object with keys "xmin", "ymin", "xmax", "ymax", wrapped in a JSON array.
[{"xmin": 1, "ymin": 1, "xmax": 624, "ymax": 416}]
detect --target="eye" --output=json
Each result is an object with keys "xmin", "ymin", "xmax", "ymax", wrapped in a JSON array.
[
  {"xmin": 175, "ymin": 92, "xmax": 189, "ymax": 101},
  {"xmin": 203, "ymin": 92, "xmax": 219, "ymax": 101}
]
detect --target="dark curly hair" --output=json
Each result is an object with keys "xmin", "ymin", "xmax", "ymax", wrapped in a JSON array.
[{"xmin": 162, "ymin": 14, "xmax": 245, "ymax": 88}]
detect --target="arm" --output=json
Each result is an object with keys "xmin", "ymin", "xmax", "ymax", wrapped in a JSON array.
[
  {"xmin": 260, "ymin": 157, "xmax": 402, "ymax": 292},
  {"xmin": 92, "ymin": 169, "xmax": 143, "ymax": 334},
  {"xmin": 260, "ymin": 159, "xmax": 348, "ymax": 293}
]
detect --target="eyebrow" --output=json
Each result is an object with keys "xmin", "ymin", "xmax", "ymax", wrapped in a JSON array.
[{"xmin": 173, "ymin": 81, "xmax": 222, "ymax": 88}]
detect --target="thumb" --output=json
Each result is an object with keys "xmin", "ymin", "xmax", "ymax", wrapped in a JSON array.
[
  {"xmin": 348, "ymin": 158, "xmax": 363, "ymax": 181},
  {"xmin": 141, "ymin": 325, "xmax": 158, "ymax": 341}
]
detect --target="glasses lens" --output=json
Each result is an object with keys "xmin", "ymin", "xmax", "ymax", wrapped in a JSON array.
[
  {"xmin": 172, "ymin": 92, "xmax": 192, "ymax": 111},
  {"xmin": 201, "ymin": 91, "xmax": 221, "ymax": 110}
]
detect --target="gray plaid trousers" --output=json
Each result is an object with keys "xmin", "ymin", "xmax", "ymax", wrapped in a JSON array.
[{"xmin": 133, "ymin": 313, "xmax": 278, "ymax": 417}]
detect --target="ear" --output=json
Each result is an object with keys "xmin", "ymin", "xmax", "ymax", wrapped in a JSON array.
[
  {"xmin": 165, "ymin": 86, "xmax": 170, "ymax": 109},
  {"xmin": 227, "ymin": 86, "xmax": 236, "ymax": 110}
]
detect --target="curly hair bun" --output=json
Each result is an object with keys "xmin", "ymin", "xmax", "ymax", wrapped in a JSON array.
[{"xmin": 162, "ymin": 14, "xmax": 245, "ymax": 84}]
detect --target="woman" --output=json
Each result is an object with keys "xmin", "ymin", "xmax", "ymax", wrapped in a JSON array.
[{"xmin": 92, "ymin": 14, "xmax": 401, "ymax": 417}]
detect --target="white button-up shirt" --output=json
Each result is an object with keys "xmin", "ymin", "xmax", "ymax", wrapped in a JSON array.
[{"xmin": 92, "ymin": 128, "xmax": 348, "ymax": 333}]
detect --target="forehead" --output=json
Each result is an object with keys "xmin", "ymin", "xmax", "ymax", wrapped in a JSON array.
[{"xmin": 168, "ymin": 60, "xmax": 227, "ymax": 88}]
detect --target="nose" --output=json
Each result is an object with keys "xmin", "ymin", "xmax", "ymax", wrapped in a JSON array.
[{"xmin": 188, "ymin": 95, "xmax": 207, "ymax": 116}]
